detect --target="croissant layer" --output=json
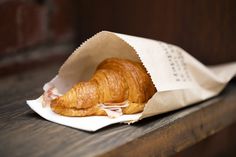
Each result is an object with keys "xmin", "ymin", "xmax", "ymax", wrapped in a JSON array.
[{"xmin": 50, "ymin": 58, "xmax": 156, "ymax": 116}]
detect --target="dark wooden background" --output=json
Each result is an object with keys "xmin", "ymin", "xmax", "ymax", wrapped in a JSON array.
[
  {"xmin": 0, "ymin": 0, "xmax": 236, "ymax": 76},
  {"xmin": 76, "ymin": 0, "xmax": 236, "ymax": 65}
]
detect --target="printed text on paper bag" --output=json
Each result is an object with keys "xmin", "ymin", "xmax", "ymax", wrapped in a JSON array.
[{"xmin": 160, "ymin": 43, "xmax": 192, "ymax": 83}]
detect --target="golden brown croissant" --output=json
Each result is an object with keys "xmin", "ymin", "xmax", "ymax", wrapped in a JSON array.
[{"xmin": 50, "ymin": 58, "xmax": 156, "ymax": 117}]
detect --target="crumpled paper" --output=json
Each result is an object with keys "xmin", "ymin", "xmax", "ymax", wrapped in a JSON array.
[{"xmin": 26, "ymin": 31, "xmax": 236, "ymax": 131}]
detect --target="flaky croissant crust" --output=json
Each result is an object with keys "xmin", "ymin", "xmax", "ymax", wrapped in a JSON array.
[{"xmin": 50, "ymin": 58, "xmax": 156, "ymax": 116}]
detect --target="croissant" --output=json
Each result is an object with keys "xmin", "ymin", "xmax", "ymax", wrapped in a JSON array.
[{"xmin": 50, "ymin": 58, "xmax": 156, "ymax": 117}]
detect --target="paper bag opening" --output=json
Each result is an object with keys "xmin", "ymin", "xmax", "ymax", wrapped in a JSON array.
[{"xmin": 54, "ymin": 31, "xmax": 144, "ymax": 94}]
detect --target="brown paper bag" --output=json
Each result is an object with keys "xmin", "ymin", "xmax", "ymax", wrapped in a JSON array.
[{"xmin": 27, "ymin": 31, "xmax": 236, "ymax": 131}]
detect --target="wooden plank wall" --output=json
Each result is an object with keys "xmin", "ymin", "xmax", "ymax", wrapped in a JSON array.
[
  {"xmin": 76, "ymin": 0, "xmax": 236, "ymax": 65},
  {"xmin": 1, "ymin": 0, "xmax": 235, "ymax": 76}
]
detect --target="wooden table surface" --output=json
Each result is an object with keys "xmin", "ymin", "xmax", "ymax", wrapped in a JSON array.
[{"xmin": 1, "ymin": 63, "xmax": 236, "ymax": 157}]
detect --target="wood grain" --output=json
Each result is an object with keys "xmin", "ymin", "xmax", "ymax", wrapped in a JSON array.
[
  {"xmin": 76, "ymin": 0, "xmax": 236, "ymax": 65},
  {"xmin": 173, "ymin": 123, "xmax": 236, "ymax": 157},
  {"xmin": 0, "ymin": 65, "xmax": 236, "ymax": 157}
]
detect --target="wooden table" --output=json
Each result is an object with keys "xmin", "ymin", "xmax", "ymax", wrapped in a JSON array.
[{"xmin": 1, "ymin": 63, "xmax": 236, "ymax": 157}]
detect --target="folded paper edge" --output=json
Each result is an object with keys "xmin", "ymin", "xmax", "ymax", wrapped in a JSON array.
[{"xmin": 26, "ymin": 99, "xmax": 142, "ymax": 132}]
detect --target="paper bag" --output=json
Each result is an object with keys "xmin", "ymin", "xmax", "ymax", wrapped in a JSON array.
[{"xmin": 26, "ymin": 31, "xmax": 236, "ymax": 131}]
